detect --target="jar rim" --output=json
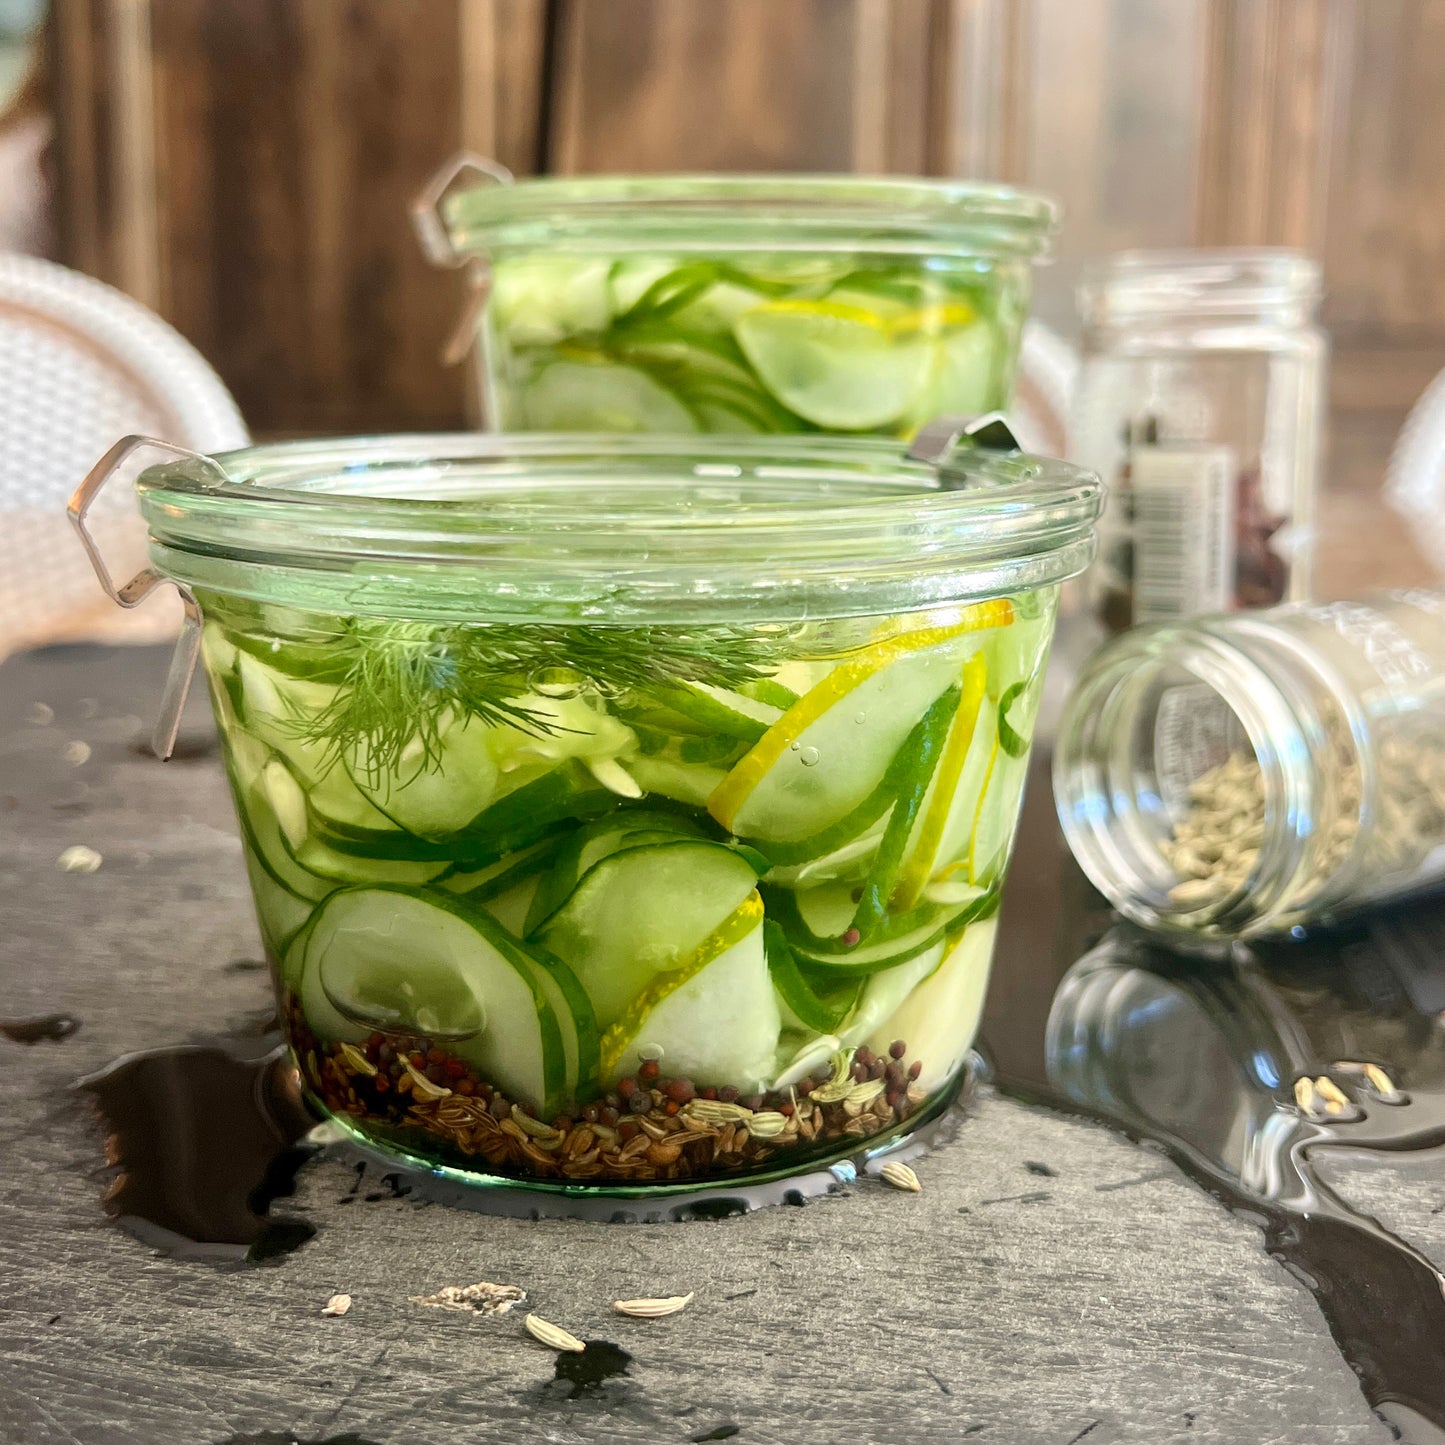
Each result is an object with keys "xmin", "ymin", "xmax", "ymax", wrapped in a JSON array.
[
  {"xmin": 439, "ymin": 173, "xmax": 1060, "ymax": 261},
  {"xmin": 136, "ymin": 432, "xmax": 1101, "ymax": 624},
  {"xmin": 1078, "ymin": 247, "xmax": 1322, "ymax": 324}
]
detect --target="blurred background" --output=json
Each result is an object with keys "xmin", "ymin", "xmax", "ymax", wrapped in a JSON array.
[{"xmin": 0, "ymin": 0, "xmax": 1441, "ymax": 653}]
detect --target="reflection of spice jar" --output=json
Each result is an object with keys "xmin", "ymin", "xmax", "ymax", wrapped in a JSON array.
[
  {"xmin": 1073, "ymin": 250, "xmax": 1326, "ymax": 633},
  {"xmin": 1053, "ymin": 591, "xmax": 1445, "ymax": 938}
]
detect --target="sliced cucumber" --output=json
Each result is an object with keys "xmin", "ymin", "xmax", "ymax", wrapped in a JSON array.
[
  {"xmin": 439, "ymin": 838, "xmax": 564, "ymax": 899},
  {"xmin": 598, "ymin": 903, "xmax": 779, "ymax": 1090},
  {"xmin": 491, "ymin": 255, "xmax": 612, "ymax": 347},
  {"xmin": 233, "ymin": 651, "xmax": 339, "ymax": 783},
  {"xmin": 520, "ymin": 359, "xmax": 698, "ymax": 433},
  {"xmin": 654, "ymin": 681, "xmax": 781, "ymax": 744},
  {"xmin": 865, "ymin": 917, "xmax": 998, "ymax": 1092},
  {"xmin": 848, "ymin": 685, "xmax": 959, "ymax": 938},
  {"xmin": 629, "ymin": 755, "xmax": 728, "ymax": 809},
  {"xmin": 765, "ymin": 920, "xmax": 861, "ymax": 1034},
  {"xmin": 836, "ymin": 939, "xmax": 945, "ymax": 1048},
  {"xmin": 297, "ymin": 886, "xmax": 569, "ymax": 1114},
  {"xmin": 734, "ymin": 300, "xmax": 933, "ymax": 431},
  {"xmin": 968, "ymin": 746, "xmax": 1031, "ymax": 889},
  {"xmin": 478, "ymin": 874, "xmax": 543, "ymax": 935},
  {"xmin": 712, "ymin": 629, "xmax": 984, "ymax": 844},
  {"xmin": 240, "ymin": 769, "xmax": 330, "ymax": 903},
  {"xmin": 524, "ymin": 810, "xmax": 705, "ymax": 935},
  {"xmin": 344, "ymin": 714, "xmax": 499, "ymax": 838},
  {"xmin": 538, "ymin": 840, "xmax": 762, "ymax": 1027},
  {"xmin": 240, "ymin": 845, "xmax": 315, "ymax": 969}
]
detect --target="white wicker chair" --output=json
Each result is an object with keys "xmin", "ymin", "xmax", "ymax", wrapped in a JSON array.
[
  {"xmin": 1386, "ymin": 366, "xmax": 1445, "ymax": 580},
  {"xmin": 0, "ymin": 253, "xmax": 248, "ymax": 660}
]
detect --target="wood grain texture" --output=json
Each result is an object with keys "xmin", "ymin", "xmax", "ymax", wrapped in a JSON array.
[
  {"xmin": 551, "ymin": 0, "xmax": 867, "ymax": 173},
  {"xmin": 0, "ymin": 645, "xmax": 1405, "ymax": 1445},
  {"xmin": 49, "ymin": 0, "xmax": 553, "ymax": 434}
]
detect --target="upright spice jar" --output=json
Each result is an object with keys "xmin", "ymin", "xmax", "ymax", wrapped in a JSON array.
[
  {"xmin": 1053, "ymin": 591, "xmax": 1445, "ymax": 937},
  {"xmin": 1073, "ymin": 250, "xmax": 1327, "ymax": 632}
]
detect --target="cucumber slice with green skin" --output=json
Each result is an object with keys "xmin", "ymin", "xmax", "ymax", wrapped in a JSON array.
[
  {"xmin": 629, "ymin": 755, "xmax": 728, "ymax": 809},
  {"xmin": 864, "ymin": 917, "xmax": 998, "ymax": 1092},
  {"xmin": 739, "ymin": 677, "xmax": 801, "ymax": 710},
  {"xmin": 344, "ymin": 715, "xmax": 500, "ymax": 838},
  {"xmin": 836, "ymin": 939, "xmax": 945, "ymax": 1048},
  {"xmin": 848, "ymin": 685, "xmax": 959, "ymax": 939},
  {"xmin": 734, "ymin": 300, "xmax": 934, "ymax": 432},
  {"xmin": 233, "ymin": 652, "xmax": 340, "ymax": 783},
  {"xmin": 758, "ymin": 821, "xmax": 887, "ymax": 887},
  {"xmin": 439, "ymin": 838, "xmax": 565, "ymax": 899},
  {"xmin": 653, "ymin": 681, "xmax": 780, "ymax": 743},
  {"xmin": 315, "ymin": 763, "xmax": 621, "ymax": 866},
  {"xmin": 242, "ymin": 769, "xmax": 332, "ymax": 903},
  {"xmin": 477, "ymin": 874, "xmax": 542, "ymax": 935},
  {"xmin": 968, "ymin": 747, "xmax": 1031, "ymax": 889},
  {"xmin": 598, "ymin": 901, "xmax": 779, "ymax": 1090},
  {"xmin": 767, "ymin": 883, "xmax": 997, "ymax": 973},
  {"xmin": 523, "ymin": 810, "xmax": 707, "ymax": 936},
  {"xmin": 520, "ymin": 359, "xmax": 698, "ymax": 433},
  {"xmin": 296, "ymin": 886, "xmax": 570, "ymax": 1114},
  {"xmin": 538, "ymin": 840, "xmax": 763, "ymax": 1028},
  {"xmin": 240, "ymin": 844, "xmax": 315, "ymax": 968},
  {"xmin": 765, "ymin": 920, "xmax": 861, "ymax": 1035},
  {"xmin": 712, "ymin": 628, "xmax": 987, "ymax": 845},
  {"xmin": 491, "ymin": 256, "xmax": 613, "ymax": 347}
]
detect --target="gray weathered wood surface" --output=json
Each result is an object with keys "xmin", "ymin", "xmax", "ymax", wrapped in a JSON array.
[{"xmin": 0, "ymin": 645, "xmax": 1414, "ymax": 1445}]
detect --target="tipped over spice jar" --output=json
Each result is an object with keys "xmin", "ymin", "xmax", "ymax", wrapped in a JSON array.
[{"xmin": 1055, "ymin": 590, "xmax": 1445, "ymax": 937}]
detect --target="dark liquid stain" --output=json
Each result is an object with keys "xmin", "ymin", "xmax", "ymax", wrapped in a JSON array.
[
  {"xmin": 986, "ymin": 753, "xmax": 1445, "ymax": 1444},
  {"xmin": 1, "ymin": 1013, "xmax": 80, "ymax": 1044},
  {"xmin": 78, "ymin": 1045, "xmax": 318, "ymax": 1266},
  {"xmin": 551, "ymin": 1341, "xmax": 634, "ymax": 1399}
]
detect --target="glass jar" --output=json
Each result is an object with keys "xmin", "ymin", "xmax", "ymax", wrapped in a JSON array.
[
  {"xmin": 85, "ymin": 432, "xmax": 1099, "ymax": 1200},
  {"xmin": 414, "ymin": 158, "xmax": 1058, "ymax": 436},
  {"xmin": 1073, "ymin": 249, "xmax": 1327, "ymax": 632},
  {"xmin": 1054, "ymin": 590, "xmax": 1445, "ymax": 939}
]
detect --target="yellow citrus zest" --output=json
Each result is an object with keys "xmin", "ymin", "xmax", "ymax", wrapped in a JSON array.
[
  {"xmin": 598, "ymin": 893, "xmax": 765, "ymax": 1077},
  {"xmin": 708, "ymin": 598, "xmax": 1013, "ymax": 833},
  {"xmin": 889, "ymin": 652, "xmax": 989, "ymax": 912},
  {"xmin": 892, "ymin": 302, "xmax": 978, "ymax": 336}
]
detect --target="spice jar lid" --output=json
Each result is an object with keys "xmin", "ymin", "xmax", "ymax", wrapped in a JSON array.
[
  {"xmin": 1078, "ymin": 249, "xmax": 1323, "ymax": 327},
  {"xmin": 134, "ymin": 432, "xmax": 1102, "ymax": 625},
  {"xmin": 436, "ymin": 173, "xmax": 1060, "ymax": 263}
]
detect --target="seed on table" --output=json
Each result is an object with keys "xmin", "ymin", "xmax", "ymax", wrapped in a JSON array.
[
  {"xmin": 525, "ymin": 1314, "xmax": 586, "ymax": 1353},
  {"xmin": 880, "ymin": 1161, "xmax": 922, "ymax": 1192}
]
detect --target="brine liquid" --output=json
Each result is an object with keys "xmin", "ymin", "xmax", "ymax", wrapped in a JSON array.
[{"xmin": 198, "ymin": 591, "xmax": 1055, "ymax": 1188}]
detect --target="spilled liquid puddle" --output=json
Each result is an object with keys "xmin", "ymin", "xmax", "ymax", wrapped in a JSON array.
[
  {"xmin": 2, "ymin": 1013, "xmax": 81, "ymax": 1043},
  {"xmin": 986, "ymin": 857, "xmax": 1445, "ymax": 1445},
  {"xmin": 215, "ymin": 1435, "xmax": 381, "ymax": 1445},
  {"xmin": 550, "ymin": 1340, "xmax": 634, "ymax": 1399},
  {"xmin": 78, "ymin": 1043, "xmax": 318, "ymax": 1265}
]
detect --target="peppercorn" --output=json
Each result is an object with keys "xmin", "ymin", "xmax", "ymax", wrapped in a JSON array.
[
  {"xmin": 869, "ymin": 1058, "xmax": 887, "ymax": 1081},
  {"xmin": 604, "ymin": 1091, "xmax": 622, "ymax": 1111},
  {"xmin": 617, "ymin": 1119, "xmax": 639, "ymax": 1141},
  {"xmin": 908, "ymin": 1060, "xmax": 923, "ymax": 1081},
  {"xmin": 665, "ymin": 1100, "xmax": 680, "ymax": 1115},
  {"xmin": 456, "ymin": 1078, "xmax": 475, "ymax": 1096},
  {"xmin": 582, "ymin": 1103, "xmax": 601, "ymax": 1124},
  {"xmin": 796, "ymin": 1078, "xmax": 814, "ymax": 1096},
  {"xmin": 427, "ymin": 1048, "xmax": 446, "ymax": 1066},
  {"xmin": 638, "ymin": 1059, "xmax": 660, "ymax": 1082},
  {"xmin": 373, "ymin": 1075, "xmax": 389, "ymax": 1094},
  {"xmin": 489, "ymin": 1094, "xmax": 509, "ymax": 1120},
  {"xmin": 851, "ymin": 1062, "xmax": 869, "ymax": 1083},
  {"xmin": 409, "ymin": 1052, "xmax": 426, "ymax": 1070},
  {"xmin": 665, "ymin": 1077, "xmax": 695, "ymax": 1105},
  {"xmin": 599, "ymin": 1105, "xmax": 620, "ymax": 1128},
  {"xmin": 741, "ymin": 1094, "xmax": 764, "ymax": 1112},
  {"xmin": 618, "ymin": 1077, "xmax": 635, "ymax": 1099},
  {"xmin": 628, "ymin": 1090, "xmax": 651, "ymax": 1115},
  {"xmin": 701, "ymin": 1085, "xmax": 718, "ymax": 1101},
  {"xmin": 718, "ymin": 1084, "xmax": 740, "ymax": 1103},
  {"xmin": 856, "ymin": 1046, "xmax": 875, "ymax": 1068},
  {"xmin": 779, "ymin": 1102, "xmax": 794, "ymax": 1117},
  {"xmin": 552, "ymin": 1117, "xmax": 573, "ymax": 1134}
]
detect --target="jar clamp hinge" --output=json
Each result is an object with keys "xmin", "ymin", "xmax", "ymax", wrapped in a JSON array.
[{"xmin": 67, "ymin": 435, "xmax": 223, "ymax": 761}]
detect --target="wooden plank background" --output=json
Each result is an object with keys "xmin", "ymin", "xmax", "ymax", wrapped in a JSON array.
[{"xmin": 46, "ymin": 0, "xmax": 1445, "ymax": 447}]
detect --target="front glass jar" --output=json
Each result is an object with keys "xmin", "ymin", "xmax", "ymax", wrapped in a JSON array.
[
  {"xmin": 1073, "ymin": 250, "xmax": 1327, "ymax": 632},
  {"xmin": 416, "ymin": 164, "xmax": 1058, "ymax": 437},
  {"xmin": 128, "ymin": 434, "xmax": 1100, "ymax": 1196},
  {"xmin": 1054, "ymin": 590, "xmax": 1445, "ymax": 939}
]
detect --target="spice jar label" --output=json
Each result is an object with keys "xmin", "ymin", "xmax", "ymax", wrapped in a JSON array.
[
  {"xmin": 1131, "ymin": 446, "xmax": 1237, "ymax": 622},
  {"xmin": 1153, "ymin": 683, "xmax": 1249, "ymax": 818}
]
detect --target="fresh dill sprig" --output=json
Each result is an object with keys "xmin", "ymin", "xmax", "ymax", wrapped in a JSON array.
[{"xmin": 291, "ymin": 618, "xmax": 780, "ymax": 778}]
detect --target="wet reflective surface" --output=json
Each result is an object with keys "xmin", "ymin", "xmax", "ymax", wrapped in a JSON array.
[
  {"xmin": 78, "ymin": 1042, "xmax": 318, "ymax": 1265},
  {"xmin": 984, "ymin": 754, "xmax": 1445, "ymax": 1443},
  {"xmin": 1, "ymin": 1013, "xmax": 81, "ymax": 1044}
]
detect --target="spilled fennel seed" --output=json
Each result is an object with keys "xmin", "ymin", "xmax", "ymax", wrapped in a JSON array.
[
  {"xmin": 410, "ymin": 1282, "xmax": 526, "ymax": 1314},
  {"xmin": 321, "ymin": 1293, "xmax": 352, "ymax": 1317},
  {"xmin": 613, "ymin": 1292, "xmax": 694, "ymax": 1319},
  {"xmin": 526, "ymin": 1314, "xmax": 586, "ymax": 1352},
  {"xmin": 880, "ymin": 1162, "xmax": 922, "ymax": 1193}
]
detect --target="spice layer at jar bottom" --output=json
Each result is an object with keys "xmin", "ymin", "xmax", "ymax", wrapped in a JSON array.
[
  {"xmin": 483, "ymin": 251, "xmax": 1029, "ymax": 438},
  {"xmin": 201, "ymin": 589, "xmax": 1052, "ymax": 1189}
]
